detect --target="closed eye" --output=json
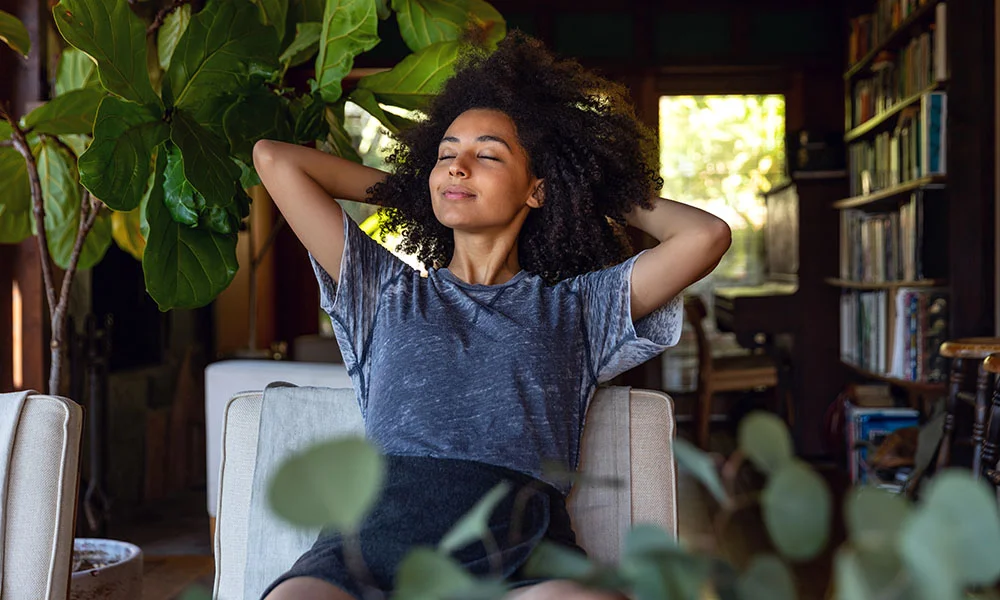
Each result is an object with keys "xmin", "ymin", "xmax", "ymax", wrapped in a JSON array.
[
  {"xmin": 479, "ymin": 155, "xmax": 500, "ymax": 161},
  {"xmin": 437, "ymin": 155, "xmax": 454, "ymax": 161}
]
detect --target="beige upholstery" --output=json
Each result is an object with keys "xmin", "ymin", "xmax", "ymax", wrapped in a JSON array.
[
  {"xmin": 214, "ymin": 386, "xmax": 675, "ymax": 599},
  {"xmin": 3, "ymin": 394, "xmax": 83, "ymax": 599}
]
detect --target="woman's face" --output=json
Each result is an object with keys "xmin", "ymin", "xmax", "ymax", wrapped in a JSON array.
[{"xmin": 428, "ymin": 108, "xmax": 543, "ymax": 233}]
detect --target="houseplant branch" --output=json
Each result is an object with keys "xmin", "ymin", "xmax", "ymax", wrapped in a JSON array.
[{"xmin": 1, "ymin": 105, "xmax": 104, "ymax": 395}]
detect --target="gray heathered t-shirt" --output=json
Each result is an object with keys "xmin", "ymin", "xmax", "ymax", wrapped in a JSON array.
[{"xmin": 312, "ymin": 213, "xmax": 682, "ymax": 492}]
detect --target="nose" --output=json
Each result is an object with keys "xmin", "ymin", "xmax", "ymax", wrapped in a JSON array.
[{"xmin": 448, "ymin": 155, "xmax": 468, "ymax": 178}]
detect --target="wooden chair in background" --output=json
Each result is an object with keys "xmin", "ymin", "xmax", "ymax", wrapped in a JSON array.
[
  {"xmin": 936, "ymin": 338, "xmax": 1000, "ymax": 477},
  {"xmin": 684, "ymin": 296, "xmax": 783, "ymax": 449},
  {"xmin": 977, "ymin": 352, "xmax": 1000, "ymax": 485}
]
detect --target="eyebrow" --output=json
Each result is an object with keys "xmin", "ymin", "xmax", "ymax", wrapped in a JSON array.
[{"xmin": 439, "ymin": 135, "xmax": 512, "ymax": 151}]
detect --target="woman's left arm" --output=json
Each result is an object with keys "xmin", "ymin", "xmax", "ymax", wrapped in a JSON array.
[{"xmin": 625, "ymin": 197, "xmax": 732, "ymax": 320}]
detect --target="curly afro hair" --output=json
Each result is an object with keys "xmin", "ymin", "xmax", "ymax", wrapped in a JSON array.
[{"xmin": 368, "ymin": 31, "xmax": 663, "ymax": 283}]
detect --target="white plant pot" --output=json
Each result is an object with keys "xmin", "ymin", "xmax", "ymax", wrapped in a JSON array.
[{"xmin": 70, "ymin": 538, "xmax": 143, "ymax": 600}]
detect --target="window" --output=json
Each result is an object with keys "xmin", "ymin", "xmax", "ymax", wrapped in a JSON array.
[{"xmin": 658, "ymin": 94, "xmax": 786, "ymax": 286}]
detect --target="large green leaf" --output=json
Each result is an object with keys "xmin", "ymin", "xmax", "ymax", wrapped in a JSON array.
[
  {"xmin": 37, "ymin": 140, "xmax": 111, "ymax": 269},
  {"xmin": 392, "ymin": 0, "xmax": 505, "ymax": 52},
  {"xmin": 279, "ymin": 21, "xmax": 321, "ymax": 67},
  {"xmin": 0, "ymin": 147, "xmax": 32, "ymax": 243},
  {"xmin": 143, "ymin": 149, "xmax": 238, "ymax": 309},
  {"xmin": 55, "ymin": 47, "xmax": 99, "ymax": 95},
  {"xmin": 315, "ymin": 0, "xmax": 379, "ymax": 103},
  {"xmin": 163, "ymin": 145, "xmax": 203, "ymax": 227},
  {"xmin": 291, "ymin": 0, "xmax": 325, "ymax": 23},
  {"xmin": 157, "ymin": 3, "xmax": 191, "ymax": 71},
  {"xmin": 347, "ymin": 89, "xmax": 417, "ymax": 136},
  {"xmin": 0, "ymin": 9, "xmax": 30, "ymax": 57},
  {"xmin": 167, "ymin": 0, "xmax": 279, "ymax": 111},
  {"xmin": 761, "ymin": 460, "xmax": 831, "ymax": 562},
  {"xmin": 79, "ymin": 96, "xmax": 168, "ymax": 211},
  {"xmin": 170, "ymin": 110, "xmax": 241, "ymax": 208},
  {"xmin": 356, "ymin": 40, "xmax": 460, "ymax": 111},
  {"xmin": 268, "ymin": 436, "xmax": 385, "ymax": 531},
  {"xmin": 222, "ymin": 87, "xmax": 293, "ymax": 164},
  {"xmin": 0, "ymin": 121, "xmax": 11, "ymax": 141},
  {"xmin": 252, "ymin": 0, "xmax": 287, "ymax": 38},
  {"xmin": 22, "ymin": 88, "xmax": 103, "ymax": 136},
  {"xmin": 53, "ymin": 0, "xmax": 159, "ymax": 106},
  {"xmin": 290, "ymin": 92, "xmax": 330, "ymax": 145},
  {"xmin": 738, "ymin": 411, "xmax": 794, "ymax": 475}
]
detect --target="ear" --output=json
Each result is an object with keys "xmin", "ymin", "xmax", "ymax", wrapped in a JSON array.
[{"xmin": 526, "ymin": 179, "xmax": 545, "ymax": 209}]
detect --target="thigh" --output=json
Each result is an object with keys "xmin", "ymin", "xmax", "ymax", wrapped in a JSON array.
[
  {"xmin": 264, "ymin": 576, "xmax": 356, "ymax": 600},
  {"xmin": 504, "ymin": 580, "xmax": 627, "ymax": 600}
]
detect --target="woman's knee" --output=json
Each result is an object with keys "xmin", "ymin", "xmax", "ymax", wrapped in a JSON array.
[
  {"xmin": 505, "ymin": 579, "xmax": 627, "ymax": 600},
  {"xmin": 263, "ymin": 576, "xmax": 355, "ymax": 600}
]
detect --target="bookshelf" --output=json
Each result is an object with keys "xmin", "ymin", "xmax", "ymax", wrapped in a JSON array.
[{"xmin": 839, "ymin": 0, "xmax": 951, "ymax": 388}]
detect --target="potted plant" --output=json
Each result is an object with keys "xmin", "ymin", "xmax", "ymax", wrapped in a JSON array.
[{"xmin": 0, "ymin": 0, "xmax": 506, "ymax": 595}]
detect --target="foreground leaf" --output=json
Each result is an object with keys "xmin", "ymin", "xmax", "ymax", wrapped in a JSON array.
[
  {"xmin": 761, "ymin": 460, "xmax": 831, "ymax": 562},
  {"xmin": 322, "ymin": 103, "xmax": 361, "ymax": 161},
  {"xmin": 0, "ymin": 9, "xmax": 30, "ymax": 57},
  {"xmin": 737, "ymin": 555, "xmax": 795, "ymax": 600},
  {"xmin": 22, "ymin": 87, "xmax": 103, "ymax": 135},
  {"xmin": 395, "ymin": 548, "xmax": 479, "ymax": 599},
  {"xmin": 673, "ymin": 438, "xmax": 729, "ymax": 506},
  {"xmin": 392, "ymin": 0, "xmax": 505, "ymax": 52},
  {"xmin": 900, "ymin": 470, "xmax": 1000, "ymax": 596},
  {"xmin": 315, "ymin": 0, "xmax": 379, "ymax": 103},
  {"xmin": 53, "ymin": 0, "xmax": 160, "ymax": 105},
  {"xmin": 37, "ymin": 140, "xmax": 111, "ymax": 269},
  {"xmin": 156, "ymin": 3, "xmax": 191, "ymax": 71},
  {"xmin": 0, "ymin": 147, "xmax": 32, "ymax": 243},
  {"xmin": 79, "ymin": 96, "xmax": 167, "ymax": 211},
  {"xmin": 523, "ymin": 541, "xmax": 594, "ymax": 580},
  {"xmin": 845, "ymin": 487, "xmax": 910, "ymax": 551},
  {"xmin": 143, "ymin": 151, "xmax": 239, "ymax": 309},
  {"xmin": 168, "ymin": 0, "xmax": 279, "ymax": 111},
  {"xmin": 738, "ymin": 411, "xmax": 793, "ymax": 475},
  {"xmin": 55, "ymin": 47, "xmax": 99, "ymax": 95},
  {"xmin": 438, "ymin": 482, "xmax": 509, "ymax": 554},
  {"xmin": 170, "ymin": 110, "xmax": 242, "ymax": 208},
  {"xmin": 268, "ymin": 436, "xmax": 384, "ymax": 531},
  {"xmin": 356, "ymin": 40, "xmax": 460, "ymax": 111}
]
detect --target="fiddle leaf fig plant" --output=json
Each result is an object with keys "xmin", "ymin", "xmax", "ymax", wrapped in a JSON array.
[
  {"xmin": 0, "ymin": 0, "xmax": 505, "ymax": 394},
  {"xmin": 262, "ymin": 411, "xmax": 1000, "ymax": 600}
]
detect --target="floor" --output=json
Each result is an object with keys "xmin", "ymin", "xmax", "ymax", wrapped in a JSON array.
[{"xmin": 108, "ymin": 417, "xmax": 840, "ymax": 599}]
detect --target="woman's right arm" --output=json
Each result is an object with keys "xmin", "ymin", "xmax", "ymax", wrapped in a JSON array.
[{"xmin": 252, "ymin": 139, "xmax": 388, "ymax": 282}]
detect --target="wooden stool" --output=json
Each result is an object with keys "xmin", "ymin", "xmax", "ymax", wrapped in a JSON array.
[
  {"xmin": 937, "ymin": 338, "xmax": 1000, "ymax": 477},
  {"xmin": 981, "ymin": 353, "xmax": 1000, "ymax": 484},
  {"xmin": 685, "ymin": 296, "xmax": 781, "ymax": 449}
]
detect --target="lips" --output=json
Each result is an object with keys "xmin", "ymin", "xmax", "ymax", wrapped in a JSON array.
[{"xmin": 442, "ymin": 185, "xmax": 476, "ymax": 200}]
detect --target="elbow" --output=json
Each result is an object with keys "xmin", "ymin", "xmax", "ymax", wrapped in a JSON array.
[
  {"xmin": 252, "ymin": 139, "xmax": 280, "ymax": 175},
  {"xmin": 705, "ymin": 215, "xmax": 732, "ymax": 260}
]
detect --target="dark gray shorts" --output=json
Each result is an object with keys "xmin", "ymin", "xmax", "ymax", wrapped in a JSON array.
[{"xmin": 261, "ymin": 455, "xmax": 584, "ymax": 599}]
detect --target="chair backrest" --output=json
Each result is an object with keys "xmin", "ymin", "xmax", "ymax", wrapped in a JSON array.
[
  {"xmin": 684, "ymin": 296, "xmax": 713, "ymax": 380},
  {"xmin": 213, "ymin": 386, "xmax": 676, "ymax": 600},
  {"xmin": 0, "ymin": 393, "xmax": 83, "ymax": 600}
]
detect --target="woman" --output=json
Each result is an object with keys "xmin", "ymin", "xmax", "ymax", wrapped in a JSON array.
[{"xmin": 253, "ymin": 32, "xmax": 730, "ymax": 600}]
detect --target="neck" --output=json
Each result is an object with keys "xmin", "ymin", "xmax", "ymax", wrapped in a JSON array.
[{"xmin": 447, "ymin": 227, "xmax": 522, "ymax": 286}]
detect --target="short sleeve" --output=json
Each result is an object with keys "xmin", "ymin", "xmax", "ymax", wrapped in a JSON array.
[
  {"xmin": 309, "ymin": 211, "xmax": 407, "ymax": 375},
  {"xmin": 571, "ymin": 252, "xmax": 683, "ymax": 384}
]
